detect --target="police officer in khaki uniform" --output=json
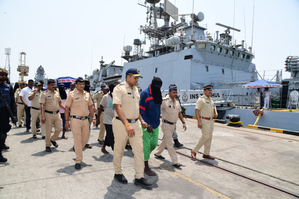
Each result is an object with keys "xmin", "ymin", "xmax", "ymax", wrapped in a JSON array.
[
  {"xmin": 40, "ymin": 79, "xmax": 65, "ymax": 152},
  {"xmin": 191, "ymin": 85, "xmax": 217, "ymax": 160},
  {"xmin": 66, "ymin": 82, "xmax": 75, "ymax": 95},
  {"xmin": 28, "ymin": 82, "xmax": 45, "ymax": 139},
  {"xmin": 65, "ymin": 77, "xmax": 96, "ymax": 169},
  {"xmin": 15, "ymin": 83, "xmax": 26, "ymax": 127},
  {"xmin": 92, "ymin": 84, "xmax": 109, "ymax": 144},
  {"xmin": 154, "ymin": 84, "xmax": 186, "ymax": 168},
  {"xmin": 113, "ymin": 68, "xmax": 152, "ymax": 188}
]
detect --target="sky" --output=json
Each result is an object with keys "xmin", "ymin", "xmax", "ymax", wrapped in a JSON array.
[{"xmin": 0, "ymin": 0, "xmax": 299, "ymax": 83}]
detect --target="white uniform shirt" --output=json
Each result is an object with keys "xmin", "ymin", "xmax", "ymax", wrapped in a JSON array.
[
  {"xmin": 19, "ymin": 87, "xmax": 33, "ymax": 107},
  {"xmin": 263, "ymin": 90, "xmax": 271, "ymax": 98}
]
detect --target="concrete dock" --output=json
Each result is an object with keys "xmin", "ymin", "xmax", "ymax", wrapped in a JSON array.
[{"xmin": 1, "ymin": 119, "xmax": 299, "ymax": 199}]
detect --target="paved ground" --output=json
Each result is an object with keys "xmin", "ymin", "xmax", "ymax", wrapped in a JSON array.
[{"xmin": 1, "ymin": 119, "xmax": 299, "ymax": 199}]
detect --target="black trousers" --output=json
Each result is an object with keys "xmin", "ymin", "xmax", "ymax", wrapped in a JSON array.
[
  {"xmin": 0, "ymin": 110, "xmax": 9, "ymax": 155},
  {"xmin": 104, "ymin": 124, "xmax": 114, "ymax": 150},
  {"xmin": 25, "ymin": 107, "xmax": 31, "ymax": 130}
]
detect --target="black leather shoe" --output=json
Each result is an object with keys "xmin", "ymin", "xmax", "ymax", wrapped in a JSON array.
[
  {"xmin": 50, "ymin": 140, "xmax": 58, "ymax": 148},
  {"xmin": 0, "ymin": 155, "xmax": 7, "ymax": 162},
  {"xmin": 114, "ymin": 174, "xmax": 128, "ymax": 184},
  {"xmin": 75, "ymin": 163, "xmax": 81, "ymax": 170},
  {"xmin": 4, "ymin": 145, "xmax": 9, "ymax": 150},
  {"xmin": 134, "ymin": 178, "xmax": 152, "ymax": 188},
  {"xmin": 173, "ymin": 139, "xmax": 183, "ymax": 148},
  {"xmin": 33, "ymin": 135, "xmax": 37, "ymax": 139},
  {"xmin": 18, "ymin": 125, "xmax": 22, "ymax": 128},
  {"xmin": 42, "ymin": 136, "xmax": 45, "ymax": 139},
  {"xmin": 154, "ymin": 154, "xmax": 165, "ymax": 159},
  {"xmin": 173, "ymin": 163, "xmax": 183, "ymax": 168},
  {"xmin": 46, "ymin": 147, "xmax": 51, "ymax": 152}
]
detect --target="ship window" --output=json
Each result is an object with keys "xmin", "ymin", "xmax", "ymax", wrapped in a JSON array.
[
  {"xmin": 242, "ymin": 54, "xmax": 245, "ymax": 59},
  {"xmin": 217, "ymin": 47, "xmax": 222, "ymax": 53},
  {"xmin": 210, "ymin": 45, "xmax": 215, "ymax": 51},
  {"xmin": 184, "ymin": 55, "xmax": 193, "ymax": 60},
  {"xmin": 155, "ymin": 68, "xmax": 158, "ymax": 73},
  {"xmin": 229, "ymin": 50, "xmax": 234, "ymax": 56},
  {"xmin": 191, "ymin": 45, "xmax": 195, "ymax": 49},
  {"xmin": 205, "ymin": 65, "xmax": 209, "ymax": 72},
  {"xmin": 246, "ymin": 55, "xmax": 251, "ymax": 60},
  {"xmin": 198, "ymin": 43, "xmax": 206, "ymax": 49},
  {"xmin": 222, "ymin": 69, "xmax": 225, "ymax": 74},
  {"xmin": 184, "ymin": 46, "xmax": 188, "ymax": 50},
  {"xmin": 236, "ymin": 52, "xmax": 240, "ymax": 57},
  {"xmin": 223, "ymin": 49, "xmax": 228, "ymax": 54}
]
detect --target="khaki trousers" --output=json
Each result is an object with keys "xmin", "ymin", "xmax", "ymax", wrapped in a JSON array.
[
  {"xmin": 17, "ymin": 104, "xmax": 26, "ymax": 126},
  {"xmin": 31, "ymin": 109, "xmax": 46, "ymax": 136},
  {"xmin": 71, "ymin": 118, "xmax": 90, "ymax": 163},
  {"xmin": 98, "ymin": 112, "xmax": 105, "ymax": 141},
  {"xmin": 193, "ymin": 119, "xmax": 214, "ymax": 155},
  {"xmin": 45, "ymin": 112, "xmax": 62, "ymax": 147},
  {"xmin": 155, "ymin": 122, "xmax": 178, "ymax": 164},
  {"xmin": 112, "ymin": 118, "xmax": 144, "ymax": 179}
]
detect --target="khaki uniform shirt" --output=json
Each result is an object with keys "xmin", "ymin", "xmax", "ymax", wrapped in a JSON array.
[
  {"xmin": 161, "ymin": 97, "xmax": 182, "ymax": 123},
  {"xmin": 65, "ymin": 89, "xmax": 93, "ymax": 117},
  {"xmin": 92, "ymin": 91, "xmax": 104, "ymax": 108},
  {"xmin": 113, "ymin": 81, "xmax": 140, "ymax": 119},
  {"xmin": 195, "ymin": 95, "xmax": 214, "ymax": 118},
  {"xmin": 40, "ymin": 90, "xmax": 61, "ymax": 112},
  {"xmin": 29, "ymin": 90, "xmax": 43, "ymax": 108},
  {"xmin": 15, "ymin": 88, "xmax": 22, "ymax": 103}
]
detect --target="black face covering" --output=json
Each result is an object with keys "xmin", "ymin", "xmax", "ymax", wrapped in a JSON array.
[
  {"xmin": 58, "ymin": 86, "xmax": 67, "ymax": 100},
  {"xmin": 109, "ymin": 84, "xmax": 116, "ymax": 94},
  {"xmin": 84, "ymin": 84, "xmax": 90, "ymax": 92},
  {"xmin": 151, "ymin": 78, "xmax": 163, "ymax": 104}
]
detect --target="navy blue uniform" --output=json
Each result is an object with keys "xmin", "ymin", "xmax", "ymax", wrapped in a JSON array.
[{"xmin": 0, "ymin": 82, "xmax": 17, "ymax": 160}]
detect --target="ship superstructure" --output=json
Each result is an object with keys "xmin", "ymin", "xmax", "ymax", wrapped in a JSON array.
[
  {"xmin": 121, "ymin": 0, "xmax": 258, "ymax": 101},
  {"xmin": 88, "ymin": 57, "xmax": 123, "ymax": 91}
]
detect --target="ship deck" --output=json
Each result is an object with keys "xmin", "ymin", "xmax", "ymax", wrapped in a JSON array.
[{"xmin": 1, "ymin": 119, "xmax": 299, "ymax": 199}]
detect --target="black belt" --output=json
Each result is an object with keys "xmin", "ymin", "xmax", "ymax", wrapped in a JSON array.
[
  {"xmin": 18, "ymin": 102, "xmax": 23, "ymax": 105},
  {"xmin": 163, "ymin": 120, "xmax": 175, "ymax": 125},
  {"xmin": 72, "ymin": 116, "xmax": 88, "ymax": 120},
  {"xmin": 45, "ymin": 110, "xmax": 59, "ymax": 114},
  {"xmin": 116, "ymin": 116, "xmax": 139, "ymax": 123},
  {"xmin": 32, "ymin": 107, "xmax": 40, "ymax": 110}
]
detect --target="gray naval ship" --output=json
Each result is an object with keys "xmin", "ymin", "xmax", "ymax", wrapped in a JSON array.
[{"xmin": 89, "ymin": 0, "xmax": 299, "ymax": 133}]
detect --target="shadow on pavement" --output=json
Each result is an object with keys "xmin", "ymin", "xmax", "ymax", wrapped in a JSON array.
[
  {"xmin": 56, "ymin": 162, "xmax": 92, "ymax": 175},
  {"xmin": 92, "ymin": 154, "xmax": 113, "ymax": 162},
  {"xmin": 0, "ymin": 162, "xmax": 10, "ymax": 167},
  {"xmin": 31, "ymin": 148, "xmax": 64, "ymax": 156},
  {"xmin": 20, "ymin": 137, "xmax": 39, "ymax": 144},
  {"xmin": 104, "ymin": 179, "xmax": 143, "ymax": 199},
  {"xmin": 123, "ymin": 151, "xmax": 134, "ymax": 158},
  {"xmin": 195, "ymin": 159, "xmax": 219, "ymax": 166},
  {"xmin": 13, "ymin": 131, "xmax": 30, "ymax": 136}
]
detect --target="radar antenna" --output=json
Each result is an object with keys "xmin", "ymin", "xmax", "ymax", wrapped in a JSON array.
[{"xmin": 216, "ymin": 23, "xmax": 240, "ymax": 45}]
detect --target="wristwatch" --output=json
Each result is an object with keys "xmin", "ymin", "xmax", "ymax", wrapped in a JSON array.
[{"xmin": 93, "ymin": 117, "xmax": 96, "ymax": 120}]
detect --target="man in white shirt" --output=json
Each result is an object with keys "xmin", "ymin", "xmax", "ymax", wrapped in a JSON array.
[
  {"xmin": 20, "ymin": 79, "xmax": 34, "ymax": 132},
  {"xmin": 263, "ymin": 87, "xmax": 271, "ymax": 109}
]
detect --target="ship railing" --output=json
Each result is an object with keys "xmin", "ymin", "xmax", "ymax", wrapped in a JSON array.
[
  {"xmin": 210, "ymin": 72, "xmax": 252, "ymax": 83},
  {"xmin": 235, "ymin": 92, "xmax": 295, "ymax": 110},
  {"xmin": 256, "ymin": 69, "xmax": 283, "ymax": 82}
]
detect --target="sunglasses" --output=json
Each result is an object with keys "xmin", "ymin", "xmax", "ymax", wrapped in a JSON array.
[{"xmin": 0, "ymin": 73, "xmax": 8, "ymax": 76}]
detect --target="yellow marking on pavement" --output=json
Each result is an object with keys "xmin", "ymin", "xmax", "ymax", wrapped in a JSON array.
[
  {"xmin": 270, "ymin": 128, "xmax": 283, "ymax": 133},
  {"xmin": 247, "ymin": 124, "xmax": 258, "ymax": 129},
  {"xmin": 149, "ymin": 159, "xmax": 230, "ymax": 199}
]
